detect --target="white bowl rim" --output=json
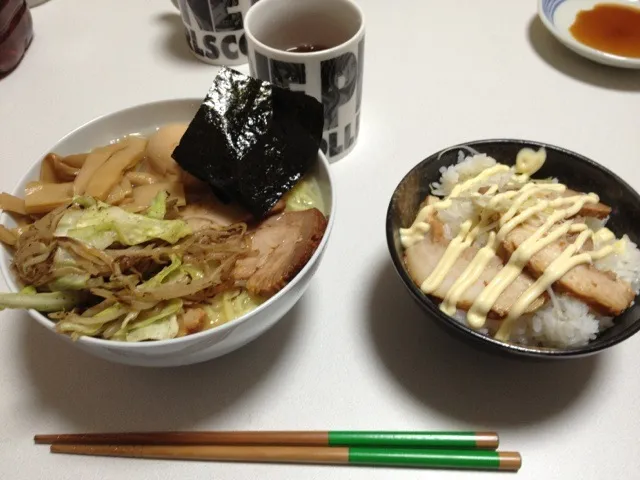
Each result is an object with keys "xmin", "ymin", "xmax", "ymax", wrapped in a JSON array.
[
  {"xmin": 537, "ymin": 0, "xmax": 640, "ymax": 69},
  {"xmin": 0, "ymin": 97, "xmax": 336, "ymax": 349}
]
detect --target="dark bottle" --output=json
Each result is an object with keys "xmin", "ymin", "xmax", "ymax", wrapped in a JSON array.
[{"xmin": 0, "ymin": 0, "xmax": 34, "ymax": 76}]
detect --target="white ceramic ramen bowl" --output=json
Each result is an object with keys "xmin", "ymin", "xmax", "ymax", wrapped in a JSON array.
[{"xmin": 0, "ymin": 98, "xmax": 335, "ymax": 367}]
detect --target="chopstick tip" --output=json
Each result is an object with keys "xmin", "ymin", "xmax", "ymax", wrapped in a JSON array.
[
  {"xmin": 34, "ymin": 434, "xmax": 53, "ymax": 444},
  {"xmin": 475, "ymin": 431, "xmax": 500, "ymax": 449},
  {"xmin": 498, "ymin": 451, "xmax": 522, "ymax": 471}
]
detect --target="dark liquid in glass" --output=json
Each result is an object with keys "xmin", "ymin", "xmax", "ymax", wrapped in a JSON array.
[
  {"xmin": 286, "ymin": 44, "xmax": 330, "ymax": 53},
  {"xmin": 0, "ymin": 0, "xmax": 33, "ymax": 76}
]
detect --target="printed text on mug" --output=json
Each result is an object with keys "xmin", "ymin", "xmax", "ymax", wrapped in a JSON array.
[
  {"xmin": 253, "ymin": 38, "xmax": 365, "ymax": 158},
  {"xmin": 179, "ymin": 0, "xmax": 248, "ymax": 61}
]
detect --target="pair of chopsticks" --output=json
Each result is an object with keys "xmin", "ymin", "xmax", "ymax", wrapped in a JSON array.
[{"xmin": 35, "ymin": 430, "xmax": 521, "ymax": 472}]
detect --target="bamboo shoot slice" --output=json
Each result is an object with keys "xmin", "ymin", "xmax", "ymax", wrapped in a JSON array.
[
  {"xmin": 0, "ymin": 225, "xmax": 17, "ymax": 246},
  {"xmin": 40, "ymin": 154, "xmax": 59, "ymax": 183},
  {"xmin": 106, "ymin": 177, "xmax": 134, "ymax": 205},
  {"xmin": 60, "ymin": 153, "xmax": 87, "ymax": 168},
  {"xmin": 85, "ymin": 137, "xmax": 147, "ymax": 201},
  {"xmin": 52, "ymin": 156, "xmax": 81, "ymax": 182},
  {"xmin": 74, "ymin": 142, "xmax": 128, "ymax": 196},
  {"xmin": 0, "ymin": 192, "xmax": 27, "ymax": 215},
  {"xmin": 24, "ymin": 182, "xmax": 73, "ymax": 214},
  {"xmin": 126, "ymin": 171, "xmax": 160, "ymax": 186}
]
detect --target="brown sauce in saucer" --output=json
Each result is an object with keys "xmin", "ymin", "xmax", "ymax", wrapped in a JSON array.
[{"xmin": 569, "ymin": 3, "xmax": 640, "ymax": 58}]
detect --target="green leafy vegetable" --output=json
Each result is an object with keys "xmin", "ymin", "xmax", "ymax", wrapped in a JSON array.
[
  {"xmin": 285, "ymin": 176, "xmax": 325, "ymax": 214},
  {"xmin": 137, "ymin": 255, "xmax": 182, "ymax": 292},
  {"xmin": 0, "ymin": 291, "xmax": 83, "ymax": 312},
  {"xmin": 55, "ymin": 299, "xmax": 183, "ymax": 342},
  {"xmin": 136, "ymin": 257, "xmax": 206, "ymax": 296},
  {"xmin": 102, "ymin": 312, "xmax": 136, "ymax": 340},
  {"xmin": 144, "ymin": 191, "xmax": 168, "ymax": 220},
  {"xmin": 0, "ymin": 285, "xmax": 37, "ymax": 312},
  {"xmin": 109, "ymin": 301, "xmax": 183, "ymax": 341},
  {"xmin": 56, "ymin": 303, "xmax": 128, "ymax": 337},
  {"xmin": 203, "ymin": 289, "xmax": 262, "ymax": 328},
  {"xmin": 126, "ymin": 314, "xmax": 179, "ymax": 342},
  {"xmin": 48, "ymin": 274, "xmax": 90, "ymax": 291},
  {"xmin": 48, "ymin": 247, "xmax": 90, "ymax": 291},
  {"xmin": 54, "ymin": 198, "xmax": 191, "ymax": 249},
  {"xmin": 128, "ymin": 299, "xmax": 182, "ymax": 331},
  {"xmin": 182, "ymin": 264, "xmax": 204, "ymax": 281}
]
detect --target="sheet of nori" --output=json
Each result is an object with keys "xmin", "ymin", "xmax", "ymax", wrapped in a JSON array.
[{"xmin": 172, "ymin": 68, "xmax": 323, "ymax": 218}]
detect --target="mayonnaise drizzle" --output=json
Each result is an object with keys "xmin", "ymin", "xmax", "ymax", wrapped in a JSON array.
[
  {"xmin": 515, "ymin": 148, "xmax": 546, "ymax": 177},
  {"xmin": 494, "ymin": 229, "xmax": 624, "ymax": 341},
  {"xmin": 441, "ymin": 232, "xmax": 497, "ymax": 316},
  {"xmin": 399, "ymin": 164, "xmax": 510, "ymax": 248},
  {"xmin": 402, "ymin": 148, "xmax": 620, "ymax": 341}
]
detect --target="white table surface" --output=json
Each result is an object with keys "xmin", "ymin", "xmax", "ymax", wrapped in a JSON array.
[{"xmin": 1, "ymin": 0, "xmax": 640, "ymax": 479}]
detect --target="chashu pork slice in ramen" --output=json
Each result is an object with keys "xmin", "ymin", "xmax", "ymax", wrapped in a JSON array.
[
  {"xmin": 233, "ymin": 208, "xmax": 327, "ymax": 298},
  {"xmin": 403, "ymin": 200, "xmax": 545, "ymax": 318}
]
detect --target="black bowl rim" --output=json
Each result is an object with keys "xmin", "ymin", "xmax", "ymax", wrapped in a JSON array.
[{"xmin": 385, "ymin": 138, "xmax": 640, "ymax": 358}]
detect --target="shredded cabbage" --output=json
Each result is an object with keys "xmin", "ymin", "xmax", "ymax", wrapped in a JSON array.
[
  {"xmin": 56, "ymin": 303, "xmax": 128, "ymax": 337},
  {"xmin": 3, "ymin": 169, "xmax": 325, "ymax": 343},
  {"xmin": 56, "ymin": 299, "xmax": 183, "ymax": 341},
  {"xmin": 182, "ymin": 264, "xmax": 204, "ymax": 281},
  {"xmin": 54, "ymin": 197, "xmax": 191, "ymax": 249},
  {"xmin": 126, "ymin": 314, "xmax": 179, "ymax": 342},
  {"xmin": 203, "ymin": 289, "xmax": 263, "ymax": 328},
  {"xmin": 103, "ymin": 311, "xmax": 139, "ymax": 340},
  {"xmin": 285, "ymin": 176, "xmax": 325, "ymax": 215},
  {"xmin": 48, "ymin": 275, "xmax": 89, "ymax": 291},
  {"xmin": 137, "ymin": 255, "xmax": 182, "ymax": 291},
  {"xmin": 47, "ymin": 248, "xmax": 91, "ymax": 291},
  {"xmin": 128, "ymin": 299, "xmax": 183, "ymax": 332},
  {"xmin": 145, "ymin": 191, "xmax": 168, "ymax": 220},
  {"xmin": 0, "ymin": 290, "xmax": 83, "ymax": 312}
]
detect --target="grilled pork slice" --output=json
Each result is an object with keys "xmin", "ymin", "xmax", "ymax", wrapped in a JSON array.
[
  {"xmin": 500, "ymin": 223, "xmax": 634, "ymax": 316},
  {"xmin": 403, "ymin": 210, "xmax": 545, "ymax": 318},
  {"xmin": 232, "ymin": 208, "xmax": 327, "ymax": 297},
  {"xmin": 557, "ymin": 189, "xmax": 611, "ymax": 219},
  {"xmin": 478, "ymin": 186, "xmax": 611, "ymax": 219}
]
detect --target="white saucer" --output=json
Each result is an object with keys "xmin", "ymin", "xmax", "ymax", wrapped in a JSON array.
[{"xmin": 538, "ymin": 0, "xmax": 640, "ymax": 69}]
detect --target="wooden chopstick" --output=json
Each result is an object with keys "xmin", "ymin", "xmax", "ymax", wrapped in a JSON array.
[
  {"xmin": 49, "ymin": 444, "xmax": 522, "ymax": 471},
  {"xmin": 35, "ymin": 430, "xmax": 499, "ymax": 450}
]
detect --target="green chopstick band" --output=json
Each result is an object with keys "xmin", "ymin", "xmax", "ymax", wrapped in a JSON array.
[
  {"xmin": 328, "ymin": 431, "xmax": 479, "ymax": 449},
  {"xmin": 347, "ymin": 448, "xmax": 501, "ymax": 470}
]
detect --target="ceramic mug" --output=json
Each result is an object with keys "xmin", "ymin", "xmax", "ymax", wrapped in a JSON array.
[
  {"xmin": 244, "ymin": 0, "xmax": 365, "ymax": 162},
  {"xmin": 0, "ymin": 0, "xmax": 33, "ymax": 76},
  {"xmin": 174, "ymin": 0, "xmax": 257, "ymax": 65}
]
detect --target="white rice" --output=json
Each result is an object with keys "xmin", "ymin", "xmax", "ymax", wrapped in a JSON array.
[
  {"xmin": 431, "ymin": 153, "xmax": 512, "ymax": 239},
  {"xmin": 437, "ymin": 201, "xmax": 478, "ymax": 239},
  {"xmin": 431, "ymin": 153, "xmax": 513, "ymax": 198},
  {"xmin": 510, "ymin": 293, "xmax": 611, "ymax": 348},
  {"xmin": 431, "ymin": 153, "xmax": 497, "ymax": 197},
  {"xmin": 595, "ymin": 234, "xmax": 640, "ymax": 293},
  {"xmin": 432, "ymin": 151, "xmax": 640, "ymax": 348}
]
